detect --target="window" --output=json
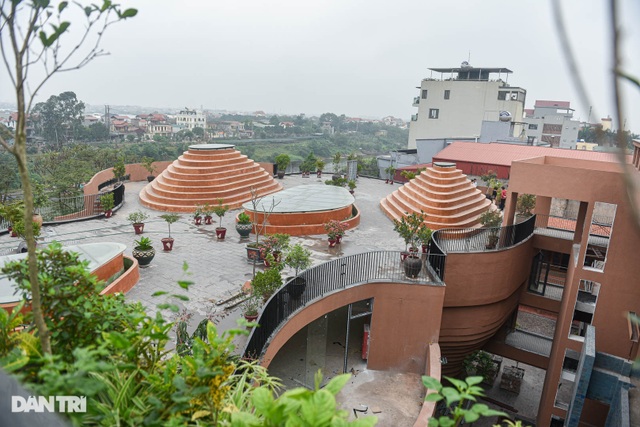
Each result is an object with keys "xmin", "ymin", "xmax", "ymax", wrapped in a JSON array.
[
  {"xmin": 498, "ymin": 91, "xmax": 508, "ymax": 100},
  {"xmin": 421, "ymin": 89, "xmax": 428, "ymax": 100},
  {"xmin": 528, "ymin": 124, "xmax": 538, "ymax": 130},
  {"xmin": 429, "ymin": 109, "xmax": 439, "ymax": 119},
  {"xmin": 569, "ymin": 280, "xmax": 600, "ymax": 340},
  {"xmin": 444, "ymin": 90, "xmax": 450, "ymax": 100}
]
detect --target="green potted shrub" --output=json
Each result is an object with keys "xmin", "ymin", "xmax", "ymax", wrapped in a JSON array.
[
  {"xmin": 160, "ymin": 213, "xmax": 180, "ymax": 251},
  {"xmin": 132, "ymin": 236, "xmax": 155, "ymax": 267},
  {"xmin": 274, "ymin": 153, "xmax": 291, "ymax": 179},
  {"xmin": 0, "ymin": 200, "xmax": 24, "ymax": 237},
  {"xmin": 242, "ymin": 295, "xmax": 260, "ymax": 323},
  {"xmin": 393, "ymin": 211, "xmax": 428, "ymax": 278},
  {"xmin": 141, "ymin": 156, "xmax": 156, "ymax": 182},
  {"xmin": 200, "ymin": 203, "xmax": 214, "ymax": 225},
  {"xmin": 251, "ymin": 267, "xmax": 283, "ymax": 302},
  {"xmin": 193, "ymin": 206, "xmax": 203, "ymax": 225},
  {"xmin": 516, "ymin": 194, "xmax": 536, "ymax": 219},
  {"xmin": 332, "ymin": 152, "xmax": 342, "ymax": 180},
  {"xmin": 323, "ymin": 220, "xmax": 347, "ymax": 247},
  {"xmin": 236, "ymin": 212, "xmax": 252, "ymax": 238},
  {"xmin": 212, "ymin": 199, "xmax": 229, "ymax": 239},
  {"xmin": 316, "ymin": 159, "xmax": 325, "ymax": 178},
  {"xmin": 385, "ymin": 165, "xmax": 396, "ymax": 184},
  {"xmin": 463, "ymin": 350, "xmax": 502, "ymax": 386},
  {"xmin": 284, "ymin": 243, "xmax": 312, "ymax": 299},
  {"xmin": 347, "ymin": 180, "xmax": 356, "ymax": 195},
  {"xmin": 479, "ymin": 210, "xmax": 503, "ymax": 249},
  {"xmin": 261, "ymin": 233, "xmax": 290, "ymax": 267},
  {"xmin": 99, "ymin": 192, "xmax": 115, "ymax": 218},
  {"xmin": 13, "ymin": 218, "xmax": 42, "ymax": 253},
  {"xmin": 127, "ymin": 210, "xmax": 150, "ymax": 234},
  {"xmin": 417, "ymin": 224, "xmax": 433, "ymax": 254}
]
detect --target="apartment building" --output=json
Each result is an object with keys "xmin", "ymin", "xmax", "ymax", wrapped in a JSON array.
[
  {"xmin": 524, "ymin": 100, "xmax": 581, "ymax": 149},
  {"xmin": 176, "ymin": 108, "xmax": 206, "ymax": 130}
]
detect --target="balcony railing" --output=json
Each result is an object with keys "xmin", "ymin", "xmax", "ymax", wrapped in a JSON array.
[
  {"xmin": 243, "ymin": 251, "xmax": 445, "ymax": 359},
  {"xmin": 431, "ymin": 214, "xmax": 535, "ymax": 254},
  {"xmin": 411, "ymin": 114, "xmax": 419, "ymax": 121}
]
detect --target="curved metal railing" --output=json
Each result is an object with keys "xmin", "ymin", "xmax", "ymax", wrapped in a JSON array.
[
  {"xmin": 243, "ymin": 250, "xmax": 445, "ymax": 359},
  {"xmin": 432, "ymin": 214, "xmax": 536, "ymax": 254}
]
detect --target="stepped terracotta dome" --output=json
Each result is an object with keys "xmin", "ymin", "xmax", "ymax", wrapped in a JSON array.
[
  {"xmin": 380, "ymin": 162, "xmax": 491, "ymax": 229},
  {"xmin": 139, "ymin": 144, "xmax": 282, "ymax": 212}
]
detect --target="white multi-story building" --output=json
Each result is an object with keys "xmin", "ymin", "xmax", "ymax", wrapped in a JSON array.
[
  {"xmin": 407, "ymin": 62, "xmax": 526, "ymax": 162},
  {"xmin": 176, "ymin": 108, "xmax": 206, "ymax": 131},
  {"xmin": 524, "ymin": 100, "xmax": 580, "ymax": 149}
]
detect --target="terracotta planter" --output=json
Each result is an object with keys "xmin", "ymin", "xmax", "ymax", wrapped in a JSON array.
[
  {"xmin": 336, "ymin": 234, "xmax": 343, "ymax": 244},
  {"xmin": 216, "ymin": 227, "xmax": 227, "ymax": 240},
  {"xmin": 104, "ymin": 210, "xmax": 113, "ymax": 218},
  {"xmin": 422, "ymin": 244, "xmax": 428, "ymax": 253},
  {"xmin": 133, "ymin": 223, "xmax": 145, "ymax": 234},
  {"xmin": 244, "ymin": 314, "xmax": 258, "ymax": 324},
  {"xmin": 204, "ymin": 216, "xmax": 213, "ymax": 225},
  {"xmin": 317, "ymin": 171, "xmax": 322, "ymax": 178},
  {"xmin": 328, "ymin": 238, "xmax": 337, "ymax": 248},
  {"xmin": 194, "ymin": 217, "xmax": 202, "ymax": 225},
  {"xmin": 161, "ymin": 237, "xmax": 174, "ymax": 252}
]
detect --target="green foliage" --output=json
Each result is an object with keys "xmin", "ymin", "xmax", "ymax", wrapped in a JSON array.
[
  {"xmin": 251, "ymin": 268, "xmax": 283, "ymax": 301},
  {"xmin": 32, "ymin": 91, "xmax": 85, "ymax": 147},
  {"xmin": 99, "ymin": 192, "xmax": 114, "ymax": 212},
  {"xmin": 229, "ymin": 371, "xmax": 377, "ymax": 427},
  {"xmin": 212, "ymin": 199, "xmax": 229, "ymax": 228},
  {"xmin": 12, "ymin": 217, "xmax": 42, "ymax": 239},
  {"xmin": 393, "ymin": 211, "xmax": 428, "ymax": 251},
  {"xmin": 479, "ymin": 210, "xmax": 503, "ymax": 228},
  {"xmin": 385, "ymin": 165, "xmax": 396, "ymax": 180},
  {"xmin": 300, "ymin": 152, "xmax": 318, "ymax": 173},
  {"xmin": 463, "ymin": 351, "xmax": 499, "ymax": 384},
  {"xmin": 127, "ymin": 210, "xmax": 149, "ymax": 224},
  {"xmin": 237, "ymin": 212, "xmax": 251, "ymax": 224},
  {"xmin": 516, "ymin": 194, "xmax": 536, "ymax": 217},
  {"xmin": 1, "ymin": 242, "xmax": 141, "ymax": 362},
  {"xmin": 422, "ymin": 376, "xmax": 506, "ymax": 426},
  {"xmin": 274, "ymin": 153, "xmax": 291, "ymax": 171},
  {"xmin": 141, "ymin": 156, "xmax": 156, "ymax": 175},
  {"xmin": 134, "ymin": 236, "xmax": 153, "ymax": 250},
  {"xmin": 32, "ymin": 181, "xmax": 49, "ymax": 211},
  {"xmin": 480, "ymin": 170, "xmax": 498, "ymax": 185},
  {"xmin": 325, "ymin": 176, "xmax": 347, "ymax": 187},
  {"xmin": 242, "ymin": 296, "xmax": 259, "ymax": 317},
  {"xmin": 160, "ymin": 213, "xmax": 180, "ymax": 238},
  {"xmin": 316, "ymin": 159, "xmax": 326, "ymax": 171},
  {"xmin": 284, "ymin": 243, "xmax": 312, "ymax": 276},
  {"xmin": 348, "ymin": 179, "xmax": 357, "ymax": 190},
  {"xmin": 113, "ymin": 157, "xmax": 126, "ymax": 180},
  {"xmin": 417, "ymin": 224, "xmax": 433, "ymax": 246}
]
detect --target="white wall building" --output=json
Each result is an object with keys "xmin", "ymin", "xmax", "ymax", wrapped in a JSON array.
[
  {"xmin": 407, "ymin": 62, "xmax": 526, "ymax": 163},
  {"xmin": 176, "ymin": 108, "xmax": 206, "ymax": 131},
  {"xmin": 524, "ymin": 100, "xmax": 580, "ymax": 149}
]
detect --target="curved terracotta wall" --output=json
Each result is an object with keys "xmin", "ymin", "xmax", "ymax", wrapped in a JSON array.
[
  {"xmin": 100, "ymin": 256, "xmax": 140, "ymax": 296},
  {"xmin": 260, "ymin": 281, "xmax": 445, "ymax": 374},
  {"xmin": 438, "ymin": 239, "xmax": 534, "ymax": 375},
  {"xmin": 242, "ymin": 205, "xmax": 360, "ymax": 236},
  {"xmin": 83, "ymin": 162, "xmax": 172, "ymax": 195}
]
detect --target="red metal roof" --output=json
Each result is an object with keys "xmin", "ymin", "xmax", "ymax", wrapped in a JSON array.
[
  {"xmin": 432, "ymin": 142, "xmax": 628, "ymax": 168},
  {"xmin": 534, "ymin": 100, "xmax": 571, "ymax": 109}
]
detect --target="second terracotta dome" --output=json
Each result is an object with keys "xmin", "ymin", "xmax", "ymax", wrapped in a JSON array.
[
  {"xmin": 380, "ymin": 162, "xmax": 491, "ymax": 229},
  {"xmin": 139, "ymin": 144, "xmax": 282, "ymax": 212}
]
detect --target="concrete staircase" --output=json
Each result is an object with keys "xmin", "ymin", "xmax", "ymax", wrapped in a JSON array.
[
  {"xmin": 379, "ymin": 163, "xmax": 491, "ymax": 229},
  {"xmin": 139, "ymin": 147, "xmax": 282, "ymax": 212}
]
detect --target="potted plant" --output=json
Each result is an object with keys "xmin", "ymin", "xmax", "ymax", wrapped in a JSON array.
[
  {"xmin": 274, "ymin": 153, "xmax": 291, "ymax": 179},
  {"xmin": 160, "ymin": 213, "xmax": 180, "ymax": 251},
  {"xmin": 516, "ymin": 194, "xmax": 536, "ymax": 219},
  {"xmin": 201, "ymin": 203, "xmax": 214, "ymax": 225},
  {"xmin": 141, "ymin": 156, "xmax": 156, "ymax": 182},
  {"xmin": 385, "ymin": 165, "xmax": 396, "ymax": 184},
  {"xmin": 261, "ymin": 233, "xmax": 290, "ymax": 267},
  {"xmin": 463, "ymin": 350, "xmax": 502, "ymax": 386},
  {"xmin": 242, "ymin": 295, "xmax": 260, "ymax": 323},
  {"xmin": 417, "ymin": 224, "xmax": 433, "ymax": 253},
  {"xmin": 284, "ymin": 243, "xmax": 312, "ymax": 299},
  {"xmin": 13, "ymin": 218, "xmax": 42, "ymax": 253},
  {"xmin": 127, "ymin": 210, "xmax": 150, "ymax": 234},
  {"xmin": 193, "ymin": 206, "xmax": 203, "ymax": 225},
  {"xmin": 113, "ymin": 158, "xmax": 126, "ymax": 182},
  {"xmin": 0, "ymin": 201, "xmax": 25, "ymax": 237},
  {"xmin": 251, "ymin": 267, "xmax": 283, "ymax": 302},
  {"xmin": 236, "ymin": 212, "xmax": 252, "ymax": 238},
  {"xmin": 393, "ymin": 211, "xmax": 427, "ymax": 278},
  {"xmin": 480, "ymin": 210, "xmax": 503, "ymax": 249},
  {"xmin": 132, "ymin": 236, "xmax": 155, "ymax": 267},
  {"xmin": 347, "ymin": 180, "xmax": 356, "ymax": 195},
  {"xmin": 212, "ymin": 199, "xmax": 229, "ymax": 239},
  {"xmin": 332, "ymin": 152, "xmax": 342, "ymax": 180},
  {"xmin": 324, "ymin": 220, "xmax": 347, "ymax": 247},
  {"xmin": 316, "ymin": 159, "xmax": 325, "ymax": 178},
  {"xmin": 99, "ymin": 192, "xmax": 115, "ymax": 218}
]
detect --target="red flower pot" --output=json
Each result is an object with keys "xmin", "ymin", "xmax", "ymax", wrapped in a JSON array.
[
  {"xmin": 162, "ymin": 237, "xmax": 174, "ymax": 251},
  {"xmin": 133, "ymin": 223, "xmax": 145, "ymax": 234},
  {"xmin": 336, "ymin": 234, "xmax": 343, "ymax": 244},
  {"xmin": 422, "ymin": 244, "xmax": 428, "ymax": 254},
  {"xmin": 204, "ymin": 216, "xmax": 213, "ymax": 225},
  {"xmin": 104, "ymin": 210, "xmax": 113, "ymax": 218},
  {"xmin": 216, "ymin": 227, "xmax": 227, "ymax": 240},
  {"xmin": 328, "ymin": 238, "xmax": 337, "ymax": 248},
  {"xmin": 194, "ymin": 217, "xmax": 202, "ymax": 225}
]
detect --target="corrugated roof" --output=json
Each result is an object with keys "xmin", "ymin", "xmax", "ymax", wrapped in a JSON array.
[{"xmin": 432, "ymin": 142, "xmax": 628, "ymax": 168}]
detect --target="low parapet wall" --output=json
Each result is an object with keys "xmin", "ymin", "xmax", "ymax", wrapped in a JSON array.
[
  {"xmin": 414, "ymin": 343, "xmax": 442, "ymax": 427},
  {"xmin": 83, "ymin": 161, "xmax": 172, "ymax": 195}
]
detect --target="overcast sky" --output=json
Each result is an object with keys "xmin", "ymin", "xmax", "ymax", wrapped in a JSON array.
[{"xmin": 2, "ymin": 0, "xmax": 639, "ymax": 131}]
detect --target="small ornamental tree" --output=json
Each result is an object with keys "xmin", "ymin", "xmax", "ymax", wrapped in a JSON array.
[
  {"xmin": 516, "ymin": 194, "xmax": 536, "ymax": 217},
  {"xmin": 212, "ymin": 199, "xmax": 229, "ymax": 229}
]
